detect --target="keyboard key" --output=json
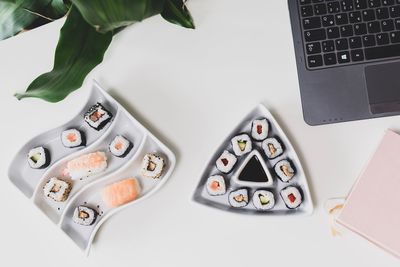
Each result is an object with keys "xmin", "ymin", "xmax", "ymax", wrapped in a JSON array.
[
  {"xmin": 337, "ymin": 51, "xmax": 351, "ymax": 63},
  {"xmin": 340, "ymin": 24, "xmax": 354, "ymax": 36},
  {"xmin": 305, "ymin": 29, "xmax": 327, "ymax": 41},
  {"xmin": 327, "ymin": 26, "xmax": 341, "ymax": 38},
  {"xmin": 341, "ymin": 0, "xmax": 354, "ymax": 11},
  {"xmin": 376, "ymin": 7, "xmax": 390, "ymax": 19},
  {"xmin": 335, "ymin": 38, "xmax": 349, "ymax": 49},
  {"xmin": 322, "ymin": 40, "xmax": 335, "ymax": 52},
  {"xmin": 362, "ymin": 34, "xmax": 376, "ymax": 46},
  {"xmin": 367, "ymin": 21, "xmax": 381, "ymax": 33},
  {"xmin": 314, "ymin": 3, "xmax": 327, "ymax": 15},
  {"xmin": 354, "ymin": 23, "xmax": 368, "ymax": 34},
  {"xmin": 362, "ymin": 9, "xmax": 376, "ymax": 21},
  {"xmin": 322, "ymin": 15, "xmax": 336, "ymax": 27},
  {"xmin": 303, "ymin": 17, "xmax": 322, "ymax": 29},
  {"xmin": 390, "ymin": 6, "xmax": 400, "ymax": 17},
  {"xmin": 300, "ymin": 0, "xmax": 312, "ymax": 4},
  {"xmin": 351, "ymin": 49, "xmax": 365, "ymax": 61},
  {"xmin": 376, "ymin": 32, "xmax": 390, "ymax": 44},
  {"xmin": 382, "ymin": 19, "xmax": 395, "ymax": 31},
  {"xmin": 355, "ymin": 0, "xmax": 368, "ymax": 9},
  {"xmin": 335, "ymin": 13, "xmax": 349, "ymax": 24},
  {"xmin": 382, "ymin": 0, "xmax": 395, "ymax": 6},
  {"xmin": 349, "ymin": 36, "xmax": 363, "ymax": 48},
  {"xmin": 301, "ymin": 5, "xmax": 314, "ymax": 17},
  {"xmin": 312, "ymin": 0, "xmax": 324, "ymax": 2},
  {"xmin": 306, "ymin": 42, "xmax": 322, "ymax": 54},
  {"xmin": 328, "ymin": 1, "xmax": 341, "ymax": 13},
  {"xmin": 324, "ymin": 53, "xmax": 337, "ymax": 65},
  {"xmin": 365, "ymin": 43, "xmax": 400, "ymax": 59},
  {"xmin": 395, "ymin": 18, "xmax": 400, "ymax": 29},
  {"xmin": 368, "ymin": 0, "xmax": 381, "ymax": 8},
  {"xmin": 390, "ymin": 31, "xmax": 400, "ymax": 42},
  {"xmin": 307, "ymin": 55, "xmax": 323, "ymax": 67},
  {"xmin": 349, "ymin": 11, "xmax": 362, "ymax": 23}
]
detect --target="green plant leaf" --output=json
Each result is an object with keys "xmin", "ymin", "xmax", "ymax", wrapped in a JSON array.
[
  {"xmin": 0, "ymin": 0, "xmax": 70, "ymax": 40},
  {"xmin": 71, "ymin": 0, "xmax": 165, "ymax": 33},
  {"xmin": 161, "ymin": 0, "xmax": 194, "ymax": 29},
  {"xmin": 14, "ymin": 6, "xmax": 112, "ymax": 102}
]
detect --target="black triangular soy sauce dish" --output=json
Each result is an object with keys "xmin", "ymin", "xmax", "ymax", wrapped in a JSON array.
[{"xmin": 193, "ymin": 104, "xmax": 313, "ymax": 215}]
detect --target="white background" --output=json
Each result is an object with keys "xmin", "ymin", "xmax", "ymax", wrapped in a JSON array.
[{"xmin": 0, "ymin": 0, "xmax": 399, "ymax": 266}]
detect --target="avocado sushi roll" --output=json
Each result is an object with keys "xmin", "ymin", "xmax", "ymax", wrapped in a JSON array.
[
  {"xmin": 262, "ymin": 137, "xmax": 283, "ymax": 159},
  {"xmin": 228, "ymin": 188, "xmax": 248, "ymax": 208},
  {"xmin": 216, "ymin": 150, "xmax": 237, "ymax": 173},
  {"xmin": 73, "ymin": 206, "xmax": 97, "ymax": 226},
  {"xmin": 275, "ymin": 159, "xmax": 295, "ymax": 182},
  {"xmin": 280, "ymin": 186, "xmax": 302, "ymax": 209},
  {"xmin": 252, "ymin": 190, "xmax": 275, "ymax": 210},
  {"xmin": 28, "ymin": 146, "xmax": 50, "ymax": 169},
  {"xmin": 231, "ymin": 134, "xmax": 252, "ymax": 156}
]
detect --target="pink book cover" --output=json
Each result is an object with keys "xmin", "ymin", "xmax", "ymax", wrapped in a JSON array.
[{"xmin": 337, "ymin": 129, "xmax": 400, "ymax": 259}]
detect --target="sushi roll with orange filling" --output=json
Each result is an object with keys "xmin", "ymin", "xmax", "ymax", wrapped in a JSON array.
[
  {"xmin": 73, "ymin": 206, "xmax": 97, "ymax": 226},
  {"xmin": 61, "ymin": 129, "xmax": 85, "ymax": 148},
  {"xmin": 206, "ymin": 175, "xmax": 226, "ymax": 196},
  {"xmin": 141, "ymin": 153, "xmax": 165, "ymax": 179},
  {"xmin": 109, "ymin": 135, "xmax": 132, "ymax": 158},
  {"xmin": 84, "ymin": 103, "xmax": 113, "ymax": 131},
  {"xmin": 228, "ymin": 188, "xmax": 248, "ymax": 208}
]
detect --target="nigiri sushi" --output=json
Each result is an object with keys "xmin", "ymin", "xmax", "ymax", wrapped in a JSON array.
[
  {"xmin": 64, "ymin": 151, "xmax": 107, "ymax": 180},
  {"xmin": 102, "ymin": 178, "xmax": 140, "ymax": 208}
]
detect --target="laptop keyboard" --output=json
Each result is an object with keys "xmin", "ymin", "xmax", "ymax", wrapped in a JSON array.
[{"xmin": 298, "ymin": 0, "xmax": 400, "ymax": 69}]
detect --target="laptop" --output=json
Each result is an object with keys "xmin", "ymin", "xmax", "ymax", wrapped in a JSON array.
[{"xmin": 288, "ymin": 0, "xmax": 400, "ymax": 125}]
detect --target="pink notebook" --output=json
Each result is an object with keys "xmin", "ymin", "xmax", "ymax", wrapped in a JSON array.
[{"xmin": 337, "ymin": 130, "xmax": 400, "ymax": 259}]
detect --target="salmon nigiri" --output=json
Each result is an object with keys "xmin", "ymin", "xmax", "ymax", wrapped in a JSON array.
[{"xmin": 102, "ymin": 178, "xmax": 140, "ymax": 208}]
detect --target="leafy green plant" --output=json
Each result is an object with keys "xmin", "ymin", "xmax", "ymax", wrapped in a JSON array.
[{"xmin": 0, "ymin": 0, "xmax": 194, "ymax": 102}]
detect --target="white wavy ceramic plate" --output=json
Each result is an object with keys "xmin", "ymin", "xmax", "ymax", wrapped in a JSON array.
[
  {"xmin": 8, "ymin": 81, "xmax": 176, "ymax": 255},
  {"xmin": 193, "ymin": 104, "xmax": 313, "ymax": 216}
]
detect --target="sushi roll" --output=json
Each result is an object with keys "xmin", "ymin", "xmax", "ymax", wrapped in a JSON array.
[
  {"xmin": 141, "ymin": 153, "xmax": 165, "ymax": 179},
  {"xmin": 28, "ymin": 146, "xmax": 50, "ymax": 169},
  {"xmin": 280, "ymin": 186, "xmax": 302, "ymax": 209},
  {"xmin": 64, "ymin": 151, "xmax": 107, "ymax": 180},
  {"xmin": 109, "ymin": 135, "xmax": 132, "ymax": 158},
  {"xmin": 252, "ymin": 190, "xmax": 275, "ymax": 210},
  {"xmin": 262, "ymin": 137, "xmax": 283, "ymax": 159},
  {"xmin": 275, "ymin": 159, "xmax": 295, "ymax": 182},
  {"xmin": 84, "ymin": 103, "xmax": 113, "ymax": 131},
  {"xmin": 215, "ymin": 150, "xmax": 237, "ymax": 173},
  {"xmin": 102, "ymin": 178, "xmax": 141, "ymax": 208},
  {"xmin": 228, "ymin": 188, "xmax": 249, "ymax": 208},
  {"xmin": 73, "ymin": 206, "xmax": 97, "ymax": 226},
  {"xmin": 61, "ymin": 129, "xmax": 85, "ymax": 148},
  {"xmin": 231, "ymin": 134, "xmax": 252, "ymax": 156},
  {"xmin": 206, "ymin": 175, "xmax": 226, "ymax": 196},
  {"xmin": 251, "ymin": 118, "xmax": 269, "ymax": 141},
  {"xmin": 43, "ymin": 177, "xmax": 72, "ymax": 202}
]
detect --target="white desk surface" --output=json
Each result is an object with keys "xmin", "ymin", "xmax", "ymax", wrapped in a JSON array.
[{"xmin": 1, "ymin": 0, "xmax": 399, "ymax": 266}]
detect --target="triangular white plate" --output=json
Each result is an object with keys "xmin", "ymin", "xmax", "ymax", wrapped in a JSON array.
[{"xmin": 193, "ymin": 104, "xmax": 313, "ymax": 215}]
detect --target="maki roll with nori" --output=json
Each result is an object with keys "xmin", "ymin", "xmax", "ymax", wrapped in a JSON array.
[
  {"xmin": 252, "ymin": 190, "xmax": 275, "ymax": 210},
  {"xmin": 262, "ymin": 137, "xmax": 283, "ymax": 159},
  {"xmin": 73, "ymin": 206, "xmax": 97, "ymax": 226},
  {"xmin": 275, "ymin": 159, "xmax": 295, "ymax": 182},
  {"xmin": 61, "ymin": 129, "xmax": 85, "ymax": 148},
  {"xmin": 141, "ymin": 153, "xmax": 165, "ymax": 179},
  {"xmin": 84, "ymin": 103, "xmax": 113, "ymax": 131},
  {"xmin": 43, "ymin": 177, "xmax": 72, "ymax": 202},
  {"xmin": 206, "ymin": 175, "xmax": 226, "ymax": 196},
  {"xmin": 251, "ymin": 118, "xmax": 269, "ymax": 141},
  {"xmin": 216, "ymin": 150, "xmax": 237, "ymax": 173},
  {"xmin": 231, "ymin": 134, "xmax": 252, "ymax": 156},
  {"xmin": 28, "ymin": 146, "xmax": 50, "ymax": 169},
  {"xmin": 280, "ymin": 186, "xmax": 302, "ymax": 209},
  {"xmin": 109, "ymin": 135, "xmax": 132, "ymax": 157},
  {"xmin": 228, "ymin": 188, "xmax": 248, "ymax": 208}
]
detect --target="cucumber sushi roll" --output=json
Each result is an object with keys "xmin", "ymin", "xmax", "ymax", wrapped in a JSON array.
[
  {"xmin": 275, "ymin": 159, "xmax": 295, "ymax": 182},
  {"xmin": 141, "ymin": 153, "xmax": 165, "ymax": 179},
  {"xmin": 252, "ymin": 190, "xmax": 275, "ymax": 210},
  {"xmin": 28, "ymin": 146, "xmax": 50, "ymax": 169},
  {"xmin": 262, "ymin": 137, "xmax": 283, "ymax": 159},
  {"xmin": 228, "ymin": 188, "xmax": 248, "ymax": 208},
  {"xmin": 109, "ymin": 135, "xmax": 132, "ymax": 157},
  {"xmin": 216, "ymin": 150, "xmax": 237, "ymax": 173},
  {"xmin": 84, "ymin": 103, "xmax": 113, "ymax": 131},
  {"xmin": 251, "ymin": 118, "xmax": 269, "ymax": 141},
  {"xmin": 73, "ymin": 206, "xmax": 97, "ymax": 226},
  {"xmin": 280, "ymin": 186, "xmax": 302, "ymax": 209},
  {"xmin": 43, "ymin": 177, "xmax": 72, "ymax": 202},
  {"xmin": 61, "ymin": 129, "xmax": 85, "ymax": 148},
  {"xmin": 231, "ymin": 134, "xmax": 252, "ymax": 156},
  {"xmin": 206, "ymin": 175, "xmax": 226, "ymax": 196}
]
